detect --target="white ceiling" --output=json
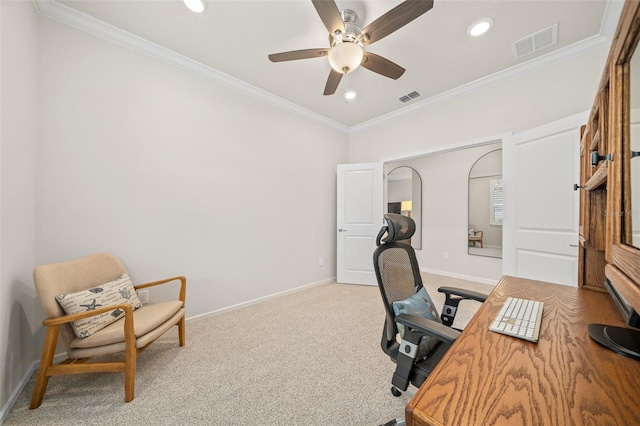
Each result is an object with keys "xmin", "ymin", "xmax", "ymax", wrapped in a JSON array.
[{"xmin": 42, "ymin": 0, "xmax": 620, "ymax": 128}]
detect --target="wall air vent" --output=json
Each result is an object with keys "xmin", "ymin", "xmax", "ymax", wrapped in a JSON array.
[
  {"xmin": 399, "ymin": 90, "xmax": 421, "ymax": 103},
  {"xmin": 512, "ymin": 23, "xmax": 558, "ymax": 59}
]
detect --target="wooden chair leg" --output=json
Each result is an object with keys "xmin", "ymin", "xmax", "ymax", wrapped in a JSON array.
[
  {"xmin": 124, "ymin": 318, "xmax": 136, "ymax": 402},
  {"xmin": 30, "ymin": 326, "xmax": 59, "ymax": 409},
  {"xmin": 124, "ymin": 357, "xmax": 136, "ymax": 402},
  {"xmin": 178, "ymin": 317, "xmax": 186, "ymax": 347}
]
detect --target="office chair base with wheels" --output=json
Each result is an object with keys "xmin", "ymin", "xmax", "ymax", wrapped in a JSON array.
[{"xmin": 381, "ymin": 419, "xmax": 405, "ymax": 426}]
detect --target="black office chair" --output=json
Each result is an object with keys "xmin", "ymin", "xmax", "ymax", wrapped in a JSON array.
[{"xmin": 373, "ymin": 213, "xmax": 488, "ymax": 400}]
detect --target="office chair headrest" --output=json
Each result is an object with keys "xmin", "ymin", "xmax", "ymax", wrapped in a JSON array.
[{"xmin": 376, "ymin": 213, "xmax": 416, "ymax": 246}]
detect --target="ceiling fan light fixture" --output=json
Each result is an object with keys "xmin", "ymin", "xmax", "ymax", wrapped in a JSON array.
[
  {"xmin": 467, "ymin": 18, "xmax": 494, "ymax": 37},
  {"xmin": 184, "ymin": 0, "xmax": 206, "ymax": 13},
  {"xmin": 328, "ymin": 42, "xmax": 364, "ymax": 74}
]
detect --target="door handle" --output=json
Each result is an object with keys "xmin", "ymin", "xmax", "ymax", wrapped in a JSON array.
[
  {"xmin": 569, "ymin": 244, "xmax": 578, "ymax": 247},
  {"xmin": 338, "ymin": 228, "xmax": 347, "ymax": 232}
]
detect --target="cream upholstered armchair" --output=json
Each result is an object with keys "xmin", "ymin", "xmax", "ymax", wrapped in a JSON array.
[{"xmin": 30, "ymin": 253, "xmax": 186, "ymax": 409}]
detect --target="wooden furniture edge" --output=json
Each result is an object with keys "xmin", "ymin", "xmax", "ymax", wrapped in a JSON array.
[
  {"xmin": 606, "ymin": 260, "xmax": 640, "ymax": 301},
  {"xmin": 590, "ymin": 128, "xmax": 601, "ymax": 151},
  {"xmin": 611, "ymin": 244, "xmax": 640, "ymax": 292},
  {"xmin": 584, "ymin": 161, "xmax": 609, "ymax": 190}
]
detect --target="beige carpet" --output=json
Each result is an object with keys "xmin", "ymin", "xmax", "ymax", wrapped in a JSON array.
[{"xmin": 4, "ymin": 273, "xmax": 493, "ymax": 425}]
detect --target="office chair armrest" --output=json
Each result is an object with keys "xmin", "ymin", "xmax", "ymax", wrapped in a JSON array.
[
  {"xmin": 437, "ymin": 286, "xmax": 488, "ymax": 302},
  {"xmin": 437, "ymin": 287, "xmax": 488, "ymax": 327},
  {"xmin": 396, "ymin": 313, "xmax": 461, "ymax": 344},
  {"xmin": 391, "ymin": 314, "xmax": 460, "ymax": 392}
]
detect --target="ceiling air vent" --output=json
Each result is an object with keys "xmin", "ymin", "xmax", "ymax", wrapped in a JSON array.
[
  {"xmin": 399, "ymin": 90, "xmax": 421, "ymax": 103},
  {"xmin": 512, "ymin": 23, "xmax": 558, "ymax": 59}
]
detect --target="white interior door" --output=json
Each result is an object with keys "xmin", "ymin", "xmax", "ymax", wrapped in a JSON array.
[
  {"xmin": 336, "ymin": 163, "xmax": 383, "ymax": 285},
  {"xmin": 503, "ymin": 112, "xmax": 587, "ymax": 286}
]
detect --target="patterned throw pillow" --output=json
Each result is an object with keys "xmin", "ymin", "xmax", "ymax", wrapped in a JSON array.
[
  {"xmin": 392, "ymin": 287, "xmax": 442, "ymax": 359},
  {"xmin": 56, "ymin": 273, "xmax": 142, "ymax": 338}
]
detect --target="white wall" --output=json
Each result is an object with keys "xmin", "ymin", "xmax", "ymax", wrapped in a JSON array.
[
  {"xmin": 349, "ymin": 46, "xmax": 609, "ymax": 282},
  {"xmin": 35, "ymin": 17, "xmax": 348, "ymax": 318},
  {"xmin": 0, "ymin": 0, "xmax": 39, "ymax": 416}
]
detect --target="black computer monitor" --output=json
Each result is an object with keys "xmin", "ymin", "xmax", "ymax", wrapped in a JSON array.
[
  {"xmin": 588, "ymin": 279, "xmax": 640, "ymax": 360},
  {"xmin": 605, "ymin": 278, "xmax": 640, "ymax": 327}
]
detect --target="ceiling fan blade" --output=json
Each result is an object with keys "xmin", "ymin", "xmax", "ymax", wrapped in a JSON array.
[
  {"xmin": 324, "ymin": 69, "xmax": 343, "ymax": 95},
  {"xmin": 361, "ymin": 52, "xmax": 405, "ymax": 80},
  {"xmin": 360, "ymin": 0, "xmax": 434, "ymax": 45},
  {"xmin": 311, "ymin": 0, "xmax": 345, "ymax": 36},
  {"xmin": 268, "ymin": 48, "xmax": 329, "ymax": 62}
]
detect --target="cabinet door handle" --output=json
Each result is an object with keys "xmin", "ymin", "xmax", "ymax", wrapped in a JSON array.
[
  {"xmin": 591, "ymin": 151, "xmax": 612, "ymax": 166},
  {"xmin": 338, "ymin": 228, "xmax": 347, "ymax": 232},
  {"xmin": 569, "ymin": 244, "xmax": 578, "ymax": 247}
]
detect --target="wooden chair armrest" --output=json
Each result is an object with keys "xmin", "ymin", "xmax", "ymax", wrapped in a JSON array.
[
  {"xmin": 134, "ymin": 276, "xmax": 186, "ymax": 303},
  {"xmin": 42, "ymin": 303, "xmax": 134, "ymax": 327}
]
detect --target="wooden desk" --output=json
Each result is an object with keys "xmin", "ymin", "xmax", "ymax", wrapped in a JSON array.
[{"xmin": 406, "ymin": 275, "xmax": 640, "ymax": 425}]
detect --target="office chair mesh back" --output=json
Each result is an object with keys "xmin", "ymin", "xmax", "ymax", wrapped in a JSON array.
[{"xmin": 377, "ymin": 247, "xmax": 422, "ymax": 317}]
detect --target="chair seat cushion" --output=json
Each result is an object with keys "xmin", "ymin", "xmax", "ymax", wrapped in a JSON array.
[
  {"xmin": 393, "ymin": 287, "xmax": 442, "ymax": 359},
  {"xmin": 69, "ymin": 300, "xmax": 183, "ymax": 349},
  {"xmin": 56, "ymin": 273, "xmax": 142, "ymax": 338}
]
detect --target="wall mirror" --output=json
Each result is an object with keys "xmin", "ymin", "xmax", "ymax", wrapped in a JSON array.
[
  {"xmin": 387, "ymin": 166, "xmax": 422, "ymax": 249},
  {"xmin": 627, "ymin": 40, "xmax": 640, "ymax": 248},
  {"xmin": 468, "ymin": 149, "xmax": 503, "ymax": 258}
]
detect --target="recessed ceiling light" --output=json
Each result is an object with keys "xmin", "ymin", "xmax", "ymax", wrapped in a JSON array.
[
  {"xmin": 467, "ymin": 18, "xmax": 494, "ymax": 37},
  {"xmin": 344, "ymin": 90, "xmax": 357, "ymax": 102},
  {"xmin": 184, "ymin": 0, "xmax": 206, "ymax": 13}
]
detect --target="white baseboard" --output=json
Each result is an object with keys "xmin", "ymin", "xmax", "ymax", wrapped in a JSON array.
[
  {"xmin": 186, "ymin": 277, "xmax": 336, "ymax": 323},
  {"xmin": 0, "ymin": 360, "xmax": 37, "ymax": 423},
  {"xmin": 0, "ymin": 353, "xmax": 70, "ymax": 423},
  {"xmin": 420, "ymin": 268, "xmax": 499, "ymax": 286}
]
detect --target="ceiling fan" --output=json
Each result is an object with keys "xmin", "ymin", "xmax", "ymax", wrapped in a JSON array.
[{"xmin": 268, "ymin": 0, "xmax": 434, "ymax": 96}]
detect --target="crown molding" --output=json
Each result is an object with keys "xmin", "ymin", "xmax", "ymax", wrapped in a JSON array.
[
  {"xmin": 33, "ymin": 0, "xmax": 623, "ymax": 134},
  {"xmin": 32, "ymin": 0, "xmax": 349, "ymax": 134}
]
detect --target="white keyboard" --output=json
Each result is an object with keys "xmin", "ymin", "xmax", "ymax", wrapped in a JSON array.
[{"xmin": 489, "ymin": 297, "xmax": 544, "ymax": 342}]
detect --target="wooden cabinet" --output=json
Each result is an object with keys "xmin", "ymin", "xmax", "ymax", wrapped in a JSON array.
[
  {"xmin": 579, "ymin": 0, "xmax": 640, "ymax": 319},
  {"xmin": 578, "ymin": 94, "xmax": 609, "ymax": 291}
]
